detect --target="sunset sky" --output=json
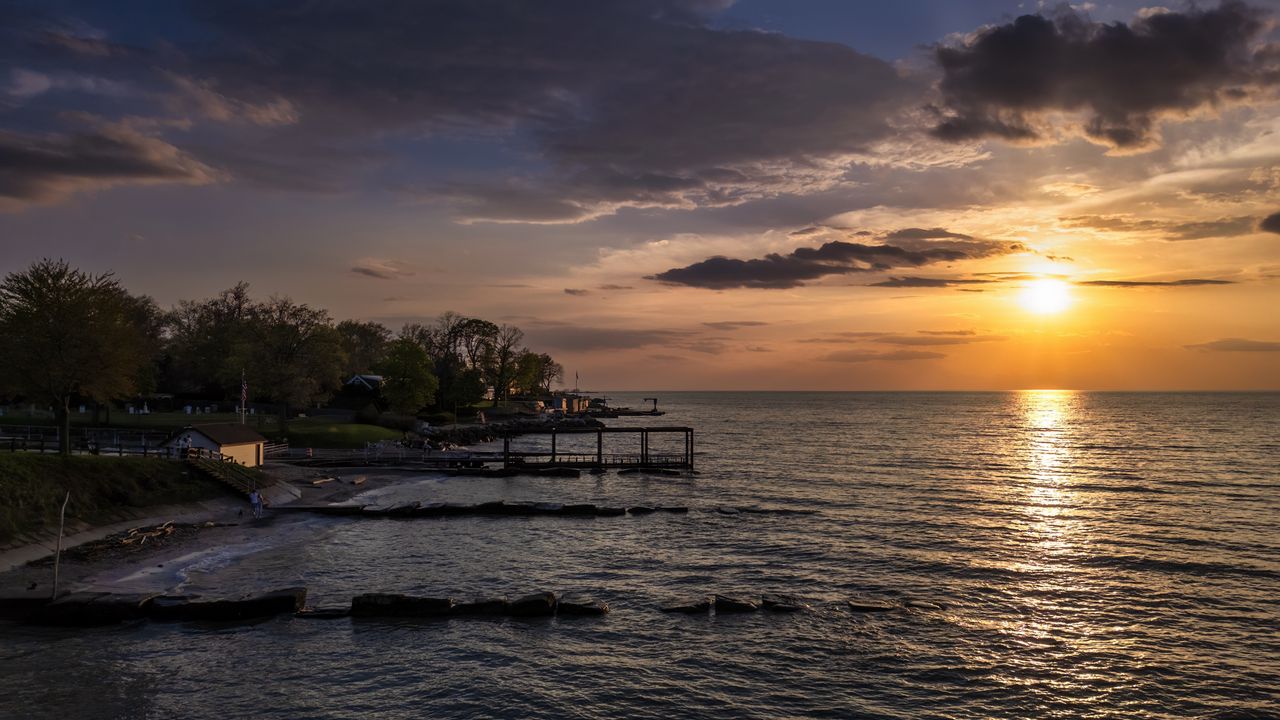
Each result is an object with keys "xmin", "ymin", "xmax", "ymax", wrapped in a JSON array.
[{"xmin": 2, "ymin": 0, "xmax": 1278, "ymax": 390}]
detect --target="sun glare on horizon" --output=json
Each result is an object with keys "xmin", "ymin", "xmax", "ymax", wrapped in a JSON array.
[{"xmin": 1019, "ymin": 278, "xmax": 1072, "ymax": 315}]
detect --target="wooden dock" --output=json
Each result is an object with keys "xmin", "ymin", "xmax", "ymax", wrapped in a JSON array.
[{"xmin": 276, "ymin": 426, "xmax": 695, "ymax": 471}]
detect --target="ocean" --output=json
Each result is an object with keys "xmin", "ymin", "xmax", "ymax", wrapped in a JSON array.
[{"xmin": 2, "ymin": 391, "xmax": 1278, "ymax": 719}]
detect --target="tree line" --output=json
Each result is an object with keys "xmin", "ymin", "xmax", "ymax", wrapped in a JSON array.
[{"xmin": 0, "ymin": 259, "xmax": 564, "ymax": 453}]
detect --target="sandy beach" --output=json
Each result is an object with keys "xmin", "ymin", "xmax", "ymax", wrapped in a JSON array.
[{"xmin": 0, "ymin": 463, "xmax": 418, "ymax": 601}]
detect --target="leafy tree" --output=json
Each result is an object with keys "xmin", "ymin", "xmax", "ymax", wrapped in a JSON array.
[
  {"xmin": 376, "ymin": 338, "xmax": 439, "ymax": 416},
  {"xmin": 165, "ymin": 282, "xmax": 255, "ymax": 397},
  {"xmin": 336, "ymin": 320, "xmax": 391, "ymax": 376},
  {"xmin": 0, "ymin": 259, "xmax": 150, "ymax": 454},
  {"xmin": 246, "ymin": 297, "xmax": 345, "ymax": 432}
]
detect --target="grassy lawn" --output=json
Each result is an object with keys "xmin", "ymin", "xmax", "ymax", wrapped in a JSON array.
[
  {"xmin": 266, "ymin": 418, "xmax": 403, "ymax": 448},
  {"xmin": 0, "ymin": 454, "xmax": 227, "ymax": 544}
]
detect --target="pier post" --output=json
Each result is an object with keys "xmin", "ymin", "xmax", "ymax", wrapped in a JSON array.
[
  {"xmin": 641, "ymin": 429, "xmax": 648, "ymax": 466},
  {"xmin": 551, "ymin": 427, "xmax": 557, "ymax": 464},
  {"xmin": 596, "ymin": 428, "xmax": 603, "ymax": 467},
  {"xmin": 503, "ymin": 436, "xmax": 510, "ymax": 470}
]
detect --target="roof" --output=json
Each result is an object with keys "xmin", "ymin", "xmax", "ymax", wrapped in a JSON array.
[
  {"xmin": 188, "ymin": 423, "xmax": 267, "ymax": 446},
  {"xmin": 346, "ymin": 374, "xmax": 384, "ymax": 389}
]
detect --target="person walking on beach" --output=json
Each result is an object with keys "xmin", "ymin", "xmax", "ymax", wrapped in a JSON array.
[{"xmin": 248, "ymin": 488, "xmax": 263, "ymax": 519}]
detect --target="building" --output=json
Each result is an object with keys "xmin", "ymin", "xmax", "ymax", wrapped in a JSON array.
[
  {"xmin": 164, "ymin": 424, "xmax": 268, "ymax": 467},
  {"xmin": 345, "ymin": 374, "xmax": 384, "ymax": 391}
]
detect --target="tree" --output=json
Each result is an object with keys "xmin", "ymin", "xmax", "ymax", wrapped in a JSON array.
[
  {"xmin": 376, "ymin": 338, "xmax": 439, "ymax": 416},
  {"xmin": 165, "ymin": 282, "xmax": 255, "ymax": 397},
  {"xmin": 336, "ymin": 320, "xmax": 391, "ymax": 377},
  {"xmin": 246, "ymin": 297, "xmax": 345, "ymax": 432},
  {"xmin": 0, "ymin": 260, "xmax": 150, "ymax": 454},
  {"xmin": 485, "ymin": 324, "xmax": 524, "ymax": 406}
]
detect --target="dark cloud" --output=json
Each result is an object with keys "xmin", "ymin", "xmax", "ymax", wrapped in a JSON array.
[
  {"xmin": 819, "ymin": 350, "xmax": 945, "ymax": 363},
  {"xmin": 524, "ymin": 326, "xmax": 681, "ymax": 352},
  {"xmin": 0, "ymin": 123, "xmax": 218, "ymax": 208},
  {"xmin": 1061, "ymin": 214, "xmax": 1259, "ymax": 240},
  {"xmin": 1185, "ymin": 338, "xmax": 1280, "ymax": 351},
  {"xmin": 598, "ymin": 284, "xmax": 634, "ymax": 291},
  {"xmin": 350, "ymin": 259, "xmax": 414, "ymax": 280},
  {"xmin": 1077, "ymin": 279, "xmax": 1234, "ymax": 287},
  {"xmin": 744, "ymin": 345, "xmax": 773, "ymax": 353},
  {"xmin": 869, "ymin": 276, "xmax": 993, "ymax": 288},
  {"xmin": 1261, "ymin": 212, "xmax": 1280, "ymax": 234},
  {"xmin": 883, "ymin": 227, "xmax": 973, "ymax": 241},
  {"xmin": 919, "ymin": 330, "xmax": 975, "ymax": 336},
  {"xmin": 150, "ymin": 0, "xmax": 915, "ymax": 216},
  {"xmin": 702, "ymin": 321, "xmax": 768, "ymax": 330},
  {"xmin": 932, "ymin": 3, "xmax": 1279, "ymax": 150},
  {"xmin": 873, "ymin": 334, "xmax": 1004, "ymax": 346},
  {"xmin": 563, "ymin": 288, "xmax": 590, "ymax": 296},
  {"xmin": 651, "ymin": 231, "xmax": 1024, "ymax": 289}
]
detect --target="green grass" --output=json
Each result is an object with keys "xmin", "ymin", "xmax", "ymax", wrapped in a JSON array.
[
  {"xmin": 265, "ymin": 419, "xmax": 402, "ymax": 448},
  {"xmin": 0, "ymin": 454, "xmax": 228, "ymax": 544}
]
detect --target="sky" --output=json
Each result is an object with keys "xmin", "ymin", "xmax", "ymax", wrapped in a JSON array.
[{"xmin": 1, "ymin": 0, "xmax": 1278, "ymax": 390}]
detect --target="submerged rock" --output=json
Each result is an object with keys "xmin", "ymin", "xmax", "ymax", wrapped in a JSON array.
[
  {"xmin": 903, "ymin": 599, "xmax": 944, "ymax": 611},
  {"xmin": 149, "ymin": 587, "xmax": 307, "ymax": 622},
  {"xmin": 845, "ymin": 599, "xmax": 895, "ymax": 613},
  {"xmin": 451, "ymin": 598, "xmax": 510, "ymax": 616},
  {"xmin": 761, "ymin": 594, "xmax": 810, "ymax": 612},
  {"xmin": 626, "ymin": 506, "xmax": 655, "ymax": 515},
  {"xmin": 508, "ymin": 592, "xmax": 557, "ymax": 617},
  {"xmin": 712, "ymin": 594, "xmax": 758, "ymax": 613},
  {"xmin": 295, "ymin": 607, "xmax": 351, "ymax": 620},
  {"xmin": 715, "ymin": 507, "xmax": 741, "ymax": 515},
  {"xmin": 660, "ymin": 597, "xmax": 713, "ymax": 614},
  {"xmin": 350, "ymin": 593, "xmax": 453, "ymax": 618},
  {"xmin": 562, "ymin": 504, "xmax": 597, "ymax": 517},
  {"xmin": 557, "ymin": 598, "xmax": 609, "ymax": 616},
  {"xmin": 658, "ymin": 506, "xmax": 689, "ymax": 514},
  {"xmin": 594, "ymin": 506, "xmax": 626, "ymax": 517}
]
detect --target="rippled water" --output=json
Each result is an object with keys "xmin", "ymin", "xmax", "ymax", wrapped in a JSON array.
[{"xmin": 3, "ymin": 392, "xmax": 1279, "ymax": 719}]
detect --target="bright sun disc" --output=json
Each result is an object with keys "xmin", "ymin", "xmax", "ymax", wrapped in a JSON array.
[{"xmin": 1020, "ymin": 278, "xmax": 1071, "ymax": 314}]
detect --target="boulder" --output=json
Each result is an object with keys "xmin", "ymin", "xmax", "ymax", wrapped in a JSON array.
[
  {"xmin": 712, "ymin": 595, "xmax": 758, "ymax": 613},
  {"xmin": 28, "ymin": 592, "xmax": 156, "ymax": 626},
  {"xmin": 761, "ymin": 594, "xmax": 810, "ymax": 612},
  {"xmin": 626, "ymin": 506, "xmax": 656, "ymax": 515},
  {"xmin": 473, "ymin": 501, "xmax": 507, "ymax": 515},
  {"xmin": 350, "ymin": 593, "xmax": 453, "ymax": 618},
  {"xmin": 0, "ymin": 592, "xmax": 55, "ymax": 622},
  {"xmin": 660, "ymin": 597, "xmax": 713, "ymax": 614},
  {"xmin": 903, "ymin": 599, "xmax": 944, "ymax": 611},
  {"xmin": 562, "ymin": 504, "xmax": 597, "ymax": 517},
  {"xmin": 658, "ymin": 506, "xmax": 689, "ymax": 514},
  {"xmin": 508, "ymin": 592, "xmax": 557, "ymax": 617},
  {"xmin": 556, "ymin": 598, "xmax": 609, "ymax": 616},
  {"xmin": 451, "ymin": 598, "xmax": 511, "ymax": 617},
  {"xmin": 594, "ymin": 506, "xmax": 626, "ymax": 517},
  {"xmin": 149, "ymin": 587, "xmax": 307, "ymax": 622}
]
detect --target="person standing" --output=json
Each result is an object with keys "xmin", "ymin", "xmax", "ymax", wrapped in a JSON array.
[{"xmin": 248, "ymin": 488, "xmax": 263, "ymax": 519}]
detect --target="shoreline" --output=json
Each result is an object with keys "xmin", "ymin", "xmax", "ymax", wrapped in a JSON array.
[{"xmin": 0, "ymin": 462, "xmax": 426, "ymax": 599}]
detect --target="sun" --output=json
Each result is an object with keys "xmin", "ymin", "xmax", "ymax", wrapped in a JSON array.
[{"xmin": 1019, "ymin": 278, "xmax": 1071, "ymax": 314}]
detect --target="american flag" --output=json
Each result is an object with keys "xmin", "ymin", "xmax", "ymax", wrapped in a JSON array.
[{"xmin": 240, "ymin": 371, "xmax": 248, "ymax": 413}]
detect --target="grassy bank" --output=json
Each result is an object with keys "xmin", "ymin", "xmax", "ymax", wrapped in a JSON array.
[
  {"xmin": 267, "ymin": 419, "xmax": 402, "ymax": 448},
  {"xmin": 0, "ymin": 455, "xmax": 227, "ymax": 544}
]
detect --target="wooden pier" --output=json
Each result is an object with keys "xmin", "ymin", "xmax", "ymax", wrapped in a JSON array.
[
  {"xmin": 501, "ymin": 426, "xmax": 694, "ymax": 470},
  {"xmin": 273, "ymin": 426, "xmax": 695, "ymax": 471}
]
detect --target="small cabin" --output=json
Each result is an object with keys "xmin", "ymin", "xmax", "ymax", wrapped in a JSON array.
[{"xmin": 165, "ymin": 424, "xmax": 268, "ymax": 467}]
